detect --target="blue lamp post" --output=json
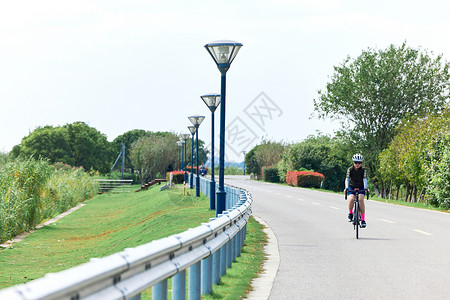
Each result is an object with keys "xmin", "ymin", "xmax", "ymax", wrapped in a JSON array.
[
  {"xmin": 188, "ymin": 115, "xmax": 205, "ymax": 197},
  {"xmin": 188, "ymin": 126, "xmax": 196, "ymax": 189},
  {"xmin": 204, "ymin": 40, "xmax": 243, "ymax": 215},
  {"xmin": 181, "ymin": 134, "xmax": 190, "ymax": 184},
  {"xmin": 176, "ymin": 141, "xmax": 182, "ymax": 171},
  {"xmin": 201, "ymin": 93, "xmax": 220, "ymax": 210},
  {"xmin": 242, "ymin": 151, "xmax": 246, "ymax": 175}
]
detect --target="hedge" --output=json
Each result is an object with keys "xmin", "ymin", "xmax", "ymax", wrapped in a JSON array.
[
  {"xmin": 166, "ymin": 171, "xmax": 186, "ymax": 184},
  {"xmin": 262, "ymin": 166, "xmax": 280, "ymax": 183},
  {"xmin": 286, "ymin": 171, "xmax": 325, "ymax": 188}
]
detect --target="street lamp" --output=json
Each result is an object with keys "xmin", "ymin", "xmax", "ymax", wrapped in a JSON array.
[
  {"xmin": 188, "ymin": 115, "xmax": 205, "ymax": 197},
  {"xmin": 181, "ymin": 134, "xmax": 190, "ymax": 184},
  {"xmin": 204, "ymin": 40, "xmax": 243, "ymax": 215},
  {"xmin": 242, "ymin": 151, "xmax": 246, "ymax": 176},
  {"xmin": 188, "ymin": 126, "xmax": 196, "ymax": 189},
  {"xmin": 201, "ymin": 93, "xmax": 220, "ymax": 210},
  {"xmin": 176, "ymin": 141, "xmax": 183, "ymax": 171}
]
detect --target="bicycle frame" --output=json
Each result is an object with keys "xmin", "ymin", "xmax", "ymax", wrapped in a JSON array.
[{"xmin": 345, "ymin": 188, "xmax": 369, "ymax": 239}]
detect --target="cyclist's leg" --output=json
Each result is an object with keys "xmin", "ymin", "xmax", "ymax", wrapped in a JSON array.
[
  {"xmin": 359, "ymin": 193, "xmax": 365, "ymax": 215},
  {"xmin": 348, "ymin": 194, "xmax": 355, "ymax": 212}
]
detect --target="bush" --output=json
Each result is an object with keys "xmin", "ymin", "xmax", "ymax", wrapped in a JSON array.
[
  {"xmin": 286, "ymin": 171, "xmax": 325, "ymax": 188},
  {"xmin": 166, "ymin": 171, "xmax": 186, "ymax": 184},
  {"xmin": 262, "ymin": 166, "xmax": 280, "ymax": 182}
]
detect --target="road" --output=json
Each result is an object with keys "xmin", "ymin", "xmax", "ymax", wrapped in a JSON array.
[{"xmin": 224, "ymin": 176, "xmax": 450, "ymax": 300}]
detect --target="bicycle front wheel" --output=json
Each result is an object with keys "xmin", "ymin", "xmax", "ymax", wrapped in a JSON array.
[{"xmin": 355, "ymin": 202, "xmax": 359, "ymax": 239}]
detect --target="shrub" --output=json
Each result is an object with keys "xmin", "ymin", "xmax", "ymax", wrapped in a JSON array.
[
  {"xmin": 286, "ymin": 171, "xmax": 325, "ymax": 188},
  {"xmin": 262, "ymin": 166, "xmax": 280, "ymax": 183},
  {"xmin": 166, "ymin": 171, "xmax": 186, "ymax": 184}
]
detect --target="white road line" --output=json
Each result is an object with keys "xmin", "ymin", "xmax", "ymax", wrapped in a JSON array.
[
  {"xmin": 285, "ymin": 195, "xmax": 293, "ymax": 198},
  {"xmin": 329, "ymin": 206, "xmax": 340, "ymax": 210},
  {"xmin": 379, "ymin": 218, "xmax": 396, "ymax": 224},
  {"xmin": 413, "ymin": 229, "xmax": 432, "ymax": 236},
  {"xmin": 312, "ymin": 202, "xmax": 321, "ymax": 205},
  {"xmin": 297, "ymin": 198, "xmax": 305, "ymax": 201}
]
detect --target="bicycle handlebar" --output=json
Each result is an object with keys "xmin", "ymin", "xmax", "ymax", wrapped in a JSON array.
[{"xmin": 344, "ymin": 189, "xmax": 370, "ymax": 200}]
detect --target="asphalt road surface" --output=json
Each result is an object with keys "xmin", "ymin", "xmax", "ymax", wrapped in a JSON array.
[{"xmin": 225, "ymin": 176, "xmax": 450, "ymax": 300}]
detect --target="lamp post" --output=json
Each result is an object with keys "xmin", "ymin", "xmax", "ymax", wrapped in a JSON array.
[
  {"xmin": 181, "ymin": 134, "xmax": 190, "ymax": 184},
  {"xmin": 204, "ymin": 40, "xmax": 243, "ymax": 215},
  {"xmin": 201, "ymin": 93, "xmax": 220, "ymax": 210},
  {"xmin": 188, "ymin": 126, "xmax": 196, "ymax": 189},
  {"xmin": 242, "ymin": 151, "xmax": 246, "ymax": 176},
  {"xmin": 188, "ymin": 116, "xmax": 205, "ymax": 197},
  {"xmin": 176, "ymin": 141, "xmax": 182, "ymax": 171}
]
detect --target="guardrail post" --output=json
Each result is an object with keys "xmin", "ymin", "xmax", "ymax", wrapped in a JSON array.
[
  {"xmin": 220, "ymin": 243, "xmax": 227, "ymax": 276},
  {"xmin": 153, "ymin": 279, "xmax": 168, "ymax": 300},
  {"xmin": 201, "ymin": 255, "xmax": 213, "ymax": 294},
  {"xmin": 212, "ymin": 250, "xmax": 221, "ymax": 284},
  {"xmin": 226, "ymin": 240, "xmax": 232, "ymax": 268},
  {"xmin": 173, "ymin": 270, "xmax": 186, "ymax": 300},
  {"xmin": 189, "ymin": 261, "xmax": 201, "ymax": 300}
]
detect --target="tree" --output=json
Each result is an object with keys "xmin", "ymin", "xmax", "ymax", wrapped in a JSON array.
[
  {"xmin": 130, "ymin": 132, "xmax": 179, "ymax": 184},
  {"xmin": 314, "ymin": 42, "xmax": 450, "ymax": 196},
  {"xmin": 12, "ymin": 122, "xmax": 113, "ymax": 174},
  {"xmin": 113, "ymin": 129, "xmax": 151, "ymax": 172},
  {"xmin": 245, "ymin": 140, "xmax": 286, "ymax": 177},
  {"xmin": 278, "ymin": 134, "xmax": 349, "ymax": 191}
]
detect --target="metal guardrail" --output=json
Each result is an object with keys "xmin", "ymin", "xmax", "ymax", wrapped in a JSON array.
[
  {"xmin": 0, "ymin": 183, "xmax": 253, "ymax": 300},
  {"xmin": 96, "ymin": 179, "xmax": 133, "ymax": 193}
]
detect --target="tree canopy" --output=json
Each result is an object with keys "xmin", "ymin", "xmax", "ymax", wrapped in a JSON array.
[
  {"xmin": 12, "ymin": 122, "xmax": 113, "ymax": 173},
  {"xmin": 314, "ymin": 42, "xmax": 450, "ymax": 195}
]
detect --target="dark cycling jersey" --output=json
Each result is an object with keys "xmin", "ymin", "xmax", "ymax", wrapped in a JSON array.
[{"xmin": 346, "ymin": 166, "xmax": 366, "ymax": 188}]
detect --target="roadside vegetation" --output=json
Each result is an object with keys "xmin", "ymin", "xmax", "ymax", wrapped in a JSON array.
[
  {"xmin": 245, "ymin": 42, "xmax": 450, "ymax": 210},
  {"xmin": 0, "ymin": 185, "xmax": 267, "ymax": 300},
  {"xmin": 0, "ymin": 157, "xmax": 98, "ymax": 244}
]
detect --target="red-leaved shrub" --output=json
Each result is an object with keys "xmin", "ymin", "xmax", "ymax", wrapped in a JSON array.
[
  {"xmin": 286, "ymin": 171, "xmax": 325, "ymax": 188},
  {"xmin": 166, "ymin": 171, "xmax": 186, "ymax": 184}
]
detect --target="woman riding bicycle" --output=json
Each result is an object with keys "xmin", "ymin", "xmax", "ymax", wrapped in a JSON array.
[{"xmin": 345, "ymin": 153, "xmax": 368, "ymax": 228}]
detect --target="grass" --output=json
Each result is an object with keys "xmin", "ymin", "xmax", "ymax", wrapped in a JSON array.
[
  {"xmin": 0, "ymin": 184, "xmax": 269, "ymax": 300},
  {"xmin": 0, "ymin": 184, "xmax": 215, "ymax": 288}
]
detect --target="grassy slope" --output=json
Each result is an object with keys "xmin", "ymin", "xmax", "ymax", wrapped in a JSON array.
[{"xmin": 0, "ymin": 185, "xmax": 216, "ymax": 288}]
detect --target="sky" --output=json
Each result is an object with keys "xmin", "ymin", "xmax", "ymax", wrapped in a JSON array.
[{"xmin": 1, "ymin": 0, "xmax": 449, "ymax": 162}]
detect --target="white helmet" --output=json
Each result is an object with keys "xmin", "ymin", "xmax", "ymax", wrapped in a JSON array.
[{"xmin": 352, "ymin": 153, "xmax": 364, "ymax": 162}]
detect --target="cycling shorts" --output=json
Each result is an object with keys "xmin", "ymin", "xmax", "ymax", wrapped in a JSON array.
[{"xmin": 347, "ymin": 186, "xmax": 366, "ymax": 196}]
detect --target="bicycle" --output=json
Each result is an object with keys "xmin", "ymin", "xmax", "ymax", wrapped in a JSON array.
[{"xmin": 345, "ymin": 188, "xmax": 369, "ymax": 239}]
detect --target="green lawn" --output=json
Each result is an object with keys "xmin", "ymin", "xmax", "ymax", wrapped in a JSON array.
[
  {"xmin": 0, "ymin": 184, "xmax": 268, "ymax": 300},
  {"xmin": 0, "ymin": 185, "xmax": 215, "ymax": 288}
]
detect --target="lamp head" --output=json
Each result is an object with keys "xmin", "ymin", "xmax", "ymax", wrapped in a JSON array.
[
  {"xmin": 188, "ymin": 115, "xmax": 205, "ymax": 128},
  {"xmin": 201, "ymin": 93, "xmax": 221, "ymax": 112},
  {"xmin": 204, "ymin": 40, "xmax": 243, "ymax": 73}
]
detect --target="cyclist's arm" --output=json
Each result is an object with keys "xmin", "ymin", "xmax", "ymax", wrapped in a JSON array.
[
  {"xmin": 363, "ymin": 168, "xmax": 367, "ymax": 190},
  {"xmin": 345, "ymin": 178, "xmax": 349, "ymax": 189}
]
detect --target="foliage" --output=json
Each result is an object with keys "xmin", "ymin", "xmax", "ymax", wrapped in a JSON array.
[
  {"xmin": 379, "ymin": 108, "xmax": 450, "ymax": 206},
  {"xmin": 314, "ymin": 42, "xmax": 450, "ymax": 195},
  {"xmin": 213, "ymin": 166, "xmax": 244, "ymax": 175},
  {"xmin": 245, "ymin": 139, "xmax": 286, "ymax": 176},
  {"xmin": 112, "ymin": 129, "xmax": 151, "ymax": 172},
  {"xmin": 166, "ymin": 171, "xmax": 185, "ymax": 184},
  {"xmin": 278, "ymin": 134, "xmax": 349, "ymax": 191},
  {"xmin": 0, "ymin": 156, "xmax": 98, "ymax": 243},
  {"xmin": 130, "ymin": 132, "xmax": 179, "ymax": 184},
  {"xmin": 262, "ymin": 166, "xmax": 280, "ymax": 183},
  {"xmin": 286, "ymin": 171, "xmax": 325, "ymax": 188},
  {"xmin": 12, "ymin": 122, "xmax": 113, "ymax": 174},
  {"xmin": 427, "ymin": 142, "xmax": 450, "ymax": 208}
]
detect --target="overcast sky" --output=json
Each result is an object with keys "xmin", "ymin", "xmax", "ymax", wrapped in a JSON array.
[{"xmin": 1, "ymin": 0, "xmax": 449, "ymax": 161}]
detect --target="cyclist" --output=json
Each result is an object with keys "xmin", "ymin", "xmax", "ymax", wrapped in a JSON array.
[{"xmin": 345, "ymin": 153, "xmax": 368, "ymax": 228}]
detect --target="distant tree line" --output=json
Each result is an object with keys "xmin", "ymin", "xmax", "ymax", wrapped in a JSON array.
[{"xmin": 10, "ymin": 123, "xmax": 208, "ymax": 184}]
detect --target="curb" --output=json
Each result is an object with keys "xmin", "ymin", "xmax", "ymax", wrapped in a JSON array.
[{"xmin": 245, "ymin": 215, "xmax": 280, "ymax": 300}]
